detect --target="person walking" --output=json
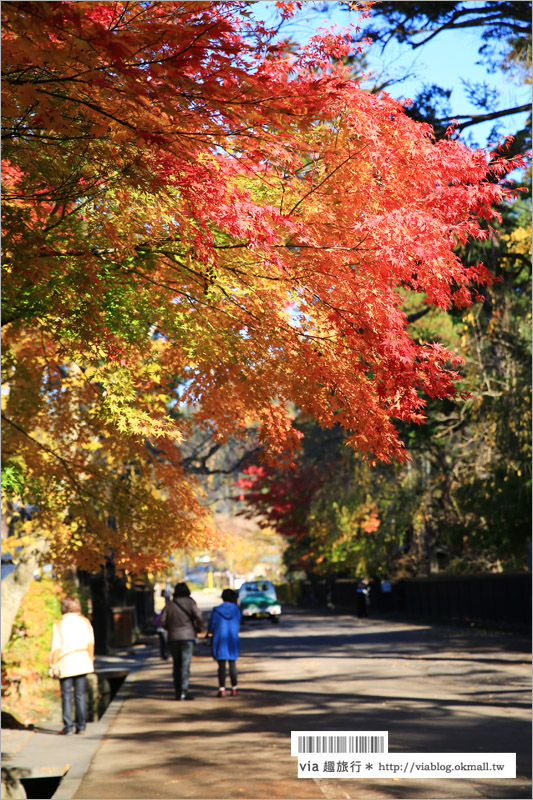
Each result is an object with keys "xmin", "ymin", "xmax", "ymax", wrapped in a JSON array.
[
  {"xmin": 154, "ymin": 589, "xmax": 170, "ymax": 660},
  {"xmin": 208, "ymin": 588, "xmax": 241, "ymax": 697},
  {"xmin": 356, "ymin": 578, "xmax": 370, "ymax": 618},
  {"xmin": 160, "ymin": 582, "xmax": 205, "ymax": 700},
  {"xmin": 49, "ymin": 596, "xmax": 94, "ymax": 736}
]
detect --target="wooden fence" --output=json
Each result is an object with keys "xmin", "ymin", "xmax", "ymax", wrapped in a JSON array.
[{"xmin": 276, "ymin": 572, "xmax": 531, "ymax": 629}]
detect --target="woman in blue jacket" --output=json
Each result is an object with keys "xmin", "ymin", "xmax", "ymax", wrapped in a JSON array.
[{"xmin": 208, "ymin": 588, "xmax": 241, "ymax": 697}]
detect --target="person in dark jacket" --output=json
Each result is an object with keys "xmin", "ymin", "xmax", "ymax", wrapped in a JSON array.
[
  {"xmin": 208, "ymin": 588, "xmax": 241, "ymax": 697},
  {"xmin": 356, "ymin": 578, "xmax": 370, "ymax": 618},
  {"xmin": 154, "ymin": 589, "xmax": 170, "ymax": 660},
  {"xmin": 160, "ymin": 582, "xmax": 205, "ymax": 700}
]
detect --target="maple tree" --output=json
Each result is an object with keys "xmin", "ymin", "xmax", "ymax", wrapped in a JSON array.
[
  {"xmin": 238, "ymin": 3, "xmax": 531, "ymax": 581},
  {"xmin": 235, "ymin": 419, "xmax": 401, "ymax": 578},
  {"xmin": 1, "ymin": 0, "xmax": 525, "ymax": 588}
]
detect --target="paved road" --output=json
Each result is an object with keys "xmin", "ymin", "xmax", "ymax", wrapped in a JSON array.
[{"xmin": 74, "ymin": 597, "xmax": 531, "ymax": 800}]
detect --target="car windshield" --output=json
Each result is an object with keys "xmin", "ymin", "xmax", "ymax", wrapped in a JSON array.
[{"xmin": 241, "ymin": 582, "xmax": 272, "ymax": 593}]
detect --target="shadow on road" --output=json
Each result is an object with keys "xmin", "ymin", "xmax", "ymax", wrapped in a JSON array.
[
  {"xmin": 128, "ymin": 644, "xmax": 531, "ymax": 782},
  {"xmin": 238, "ymin": 612, "xmax": 531, "ymax": 662}
]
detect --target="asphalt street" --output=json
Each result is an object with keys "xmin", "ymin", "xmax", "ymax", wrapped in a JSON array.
[{"xmin": 71, "ymin": 592, "xmax": 531, "ymax": 800}]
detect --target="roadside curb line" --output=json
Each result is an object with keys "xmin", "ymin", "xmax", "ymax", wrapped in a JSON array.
[{"xmin": 52, "ymin": 646, "xmax": 153, "ymax": 799}]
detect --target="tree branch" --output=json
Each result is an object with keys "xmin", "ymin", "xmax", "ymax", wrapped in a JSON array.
[
  {"xmin": 406, "ymin": 306, "xmax": 432, "ymax": 324},
  {"xmin": 435, "ymin": 103, "xmax": 531, "ymax": 132}
]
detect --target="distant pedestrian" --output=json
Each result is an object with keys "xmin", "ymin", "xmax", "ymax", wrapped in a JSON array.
[
  {"xmin": 154, "ymin": 589, "xmax": 170, "ymax": 660},
  {"xmin": 356, "ymin": 578, "xmax": 370, "ymax": 618},
  {"xmin": 49, "ymin": 597, "xmax": 94, "ymax": 735},
  {"xmin": 208, "ymin": 588, "xmax": 241, "ymax": 697},
  {"xmin": 160, "ymin": 582, "xmax": 205, "ymax": 700}
]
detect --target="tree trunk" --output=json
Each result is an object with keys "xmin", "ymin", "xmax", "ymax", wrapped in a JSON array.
[{"xmin": 1, "ymin": 537, "xmax": 50, "ymax": 651}]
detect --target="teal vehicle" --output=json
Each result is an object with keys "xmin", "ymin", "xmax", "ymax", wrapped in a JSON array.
[{"xmin": 239, "ymin": 589, "xmax": 281, "ymax": 623}]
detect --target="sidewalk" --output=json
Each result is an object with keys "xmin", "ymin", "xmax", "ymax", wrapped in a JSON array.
[
  {"xmin": 1, "ymin": 589, "xmax": 221, "ymax": 799},
  {"xmin": 1, "ymin": 644, "xmax": 153, "ymax": 800}
]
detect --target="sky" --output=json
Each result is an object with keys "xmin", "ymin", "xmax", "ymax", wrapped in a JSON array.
[{"xmin": 252, "ymin": 1, "xmax": 531, "ymax": 149}]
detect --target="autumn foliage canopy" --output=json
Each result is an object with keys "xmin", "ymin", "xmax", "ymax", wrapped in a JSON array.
[{"xmin": 1, "ymin": 1, "xmax": 523, "ymax": 571}]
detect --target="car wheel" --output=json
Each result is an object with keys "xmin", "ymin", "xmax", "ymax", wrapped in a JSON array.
[{"xmin": 271, "ymin": 616, "xmax": 280, "ymax": 624}]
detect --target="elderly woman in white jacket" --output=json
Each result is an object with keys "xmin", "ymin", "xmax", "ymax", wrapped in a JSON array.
[{"xmin": 49, "ymin": 596, "xmax": 95, "ymax": 735}]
